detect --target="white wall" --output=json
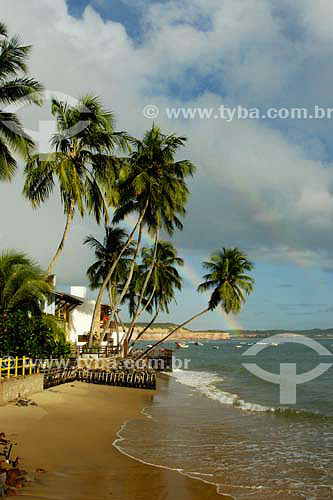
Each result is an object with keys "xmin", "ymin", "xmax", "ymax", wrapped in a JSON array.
[
  {"xmin": 70, "ymin": 286, "xmax": 87, "ymax": 299},
  {"xmin": 69, "ymin": 300, "xmax": 96, "ymax": 344},
  {"xmin": 69, "ymin": 301, "xmax": 125, "ymax": 347}
]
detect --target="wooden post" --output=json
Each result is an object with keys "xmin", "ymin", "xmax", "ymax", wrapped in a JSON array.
[
  {"xmin": 22, "ymin": 356, "xmax": 26, "ymax": 377},
  {"xmin": 29, "ymin": 359, "xmax": 33, "ymax": 375},
  {"xmin": 7, "ymin": 357, "xmax": 10, "ymax": 379},
  {"xmin": 15, "ymin": 357, "xmax": 18, "ymax": 377},
  {"xmin": 123, "ymin": 338, "xmax": 128, "ymax": 358}
]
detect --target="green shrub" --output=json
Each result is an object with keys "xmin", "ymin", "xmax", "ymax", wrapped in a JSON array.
[{"xmin": 0, "ymin": 311, "xmax": 71, "ymax": 358}]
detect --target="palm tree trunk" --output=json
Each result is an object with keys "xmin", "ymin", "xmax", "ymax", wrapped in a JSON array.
[
  {"xmin": 48, "ymin": 199, "xmax": 75, "ymax": 274},
  {"xmin": 115, "ymin": 311, "xmax": 126, "ymax": 347},
  {"xmin": 135, "ymin": 307, "xmax": 210, "ymax": 361},
  {"xmin": 103, "ymin": 284, "xmax": 115, "ymax": 345},
  {"xmin": 139, "ymin": 283, "xmax": 157, "ymax": 316},
  {"xmin": 114, "ymin": 314, "xmax": 120, "ymax": 352},
  {"xmin": 98, "ymin": 223, "xmax": 144, "ymax": 347},
  {"xmin": 127, "ymin": 283, "xmax": 157, "ymax": 345},
  {"xmin": 129, "ymin": 305, "xmax": 161, "ymax": 348},
  {"xmin": 88, "ymin": 201, "xmax": 148, "ymax": 347},
  {"xmin": 124, "ymin": 229, "xmax": 159, "ymax": 347}
]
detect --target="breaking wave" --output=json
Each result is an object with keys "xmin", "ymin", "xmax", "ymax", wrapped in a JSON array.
[{"xmin": 169, "ymin": 369, "xmax": 333, "ymax": 419}]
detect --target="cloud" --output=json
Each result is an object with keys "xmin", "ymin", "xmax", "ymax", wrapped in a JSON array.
[{"xmin": 1, "ymin": 0, "xmax": 333, "ymax": 295}]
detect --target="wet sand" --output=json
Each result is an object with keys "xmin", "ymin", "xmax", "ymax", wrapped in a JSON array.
[{"xmin": 1, "ymin": 382, "xmax": 222, "ymax": 499}]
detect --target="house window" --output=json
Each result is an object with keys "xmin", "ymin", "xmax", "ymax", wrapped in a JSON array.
[{"xmin": 78, "ymin": 335, "xmax": 88, "ymax": 343}]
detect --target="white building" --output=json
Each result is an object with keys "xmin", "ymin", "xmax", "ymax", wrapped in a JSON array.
[{"xmin": 48, "ymin": 285, "xmax": 126, "ymax": 350}]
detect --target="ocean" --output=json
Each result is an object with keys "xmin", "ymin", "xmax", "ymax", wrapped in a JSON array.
[{"xmin": 114, "ymin": 338, "xmax": 333, "ymax": 499}]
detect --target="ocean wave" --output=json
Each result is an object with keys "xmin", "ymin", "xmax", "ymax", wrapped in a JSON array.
[
  {"xmin": 113, "ymin": 419, "xmax": 227, "ymax": 497},
  {"xmin": 169, "ymin": 369, "xmax": 274, "ymax": 412},
  {"xmin": 169, "ymin": 369, "xmax": 333, "ymax": 419}
]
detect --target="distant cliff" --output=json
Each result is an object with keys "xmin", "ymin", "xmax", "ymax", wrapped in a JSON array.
[{"xmin": 132, "ymin": 326, "xmax": 230, "ymax": 341}]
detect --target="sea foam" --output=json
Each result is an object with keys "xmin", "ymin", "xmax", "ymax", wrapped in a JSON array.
[{"xmin": 169, "ymin": 369, "xmax": 275, "ymax": 413}]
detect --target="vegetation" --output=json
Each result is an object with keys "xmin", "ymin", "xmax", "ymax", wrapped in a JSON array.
[
  {"xmin": 88, "ymin": 124, "xmax": 195, "ymax": 346},
  {"xmin": 0, "ymin": 21, "xmax": 43, "ymax": 181},
  {"xmin": 0, "ymin": 251, "xmax": 52, "ymax": 315},
  {"xmin": 85, "ymin": 225, "xmax": 134, "ymax": 298},
  {"xmin": 0, "ymin": 251, "xmax": 70, "ymax": 357},
  {"xmin": 136, "ymin": 248, "xmax": 254, "ymax": 359},
  {"xmin": 0, "ymin": 20, "xmax": 256, "ymax": 361},
  {"xmin": 127, "ymin": 241, "xmax": 184, "ymax": 346},
  {"xmin": 0, "ymin": 311, "xmax": 70, "ymax": 358},
  {"xmin": 84, "ymin": 224, "xmax": 134, "ymax": 342},
  {"xmin": 23, "ymin": 95, "xmax": 129, "ymax": 274}
]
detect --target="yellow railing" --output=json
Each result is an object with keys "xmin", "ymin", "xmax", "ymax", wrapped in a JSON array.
[{"xmin": 0, "ymin": 356, "xmax": 40, "ymax": 379}]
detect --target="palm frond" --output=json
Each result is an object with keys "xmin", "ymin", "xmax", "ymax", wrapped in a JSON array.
[{"xmin": 198, "ymin": 247, "xmax": 255, "ymax": 314}]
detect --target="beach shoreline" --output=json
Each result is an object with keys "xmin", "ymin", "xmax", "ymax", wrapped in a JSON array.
[{"xmin": 1, "ymin": 381, "xmax": 223, "ymax": 499}]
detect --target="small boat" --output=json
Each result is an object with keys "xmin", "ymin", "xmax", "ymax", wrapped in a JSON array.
[
  {"xmin": 213, "ymin": 346, "xmax": 219, "ymax": 350},
  {"xmin": 175, "ymin": 342, "xmax": 189, "ymax": 349},
  {"xmin": 235, "ymin": 345, "xmax": 243, "ymax": 348},
  {"xmin": 147, "ymin": 344, "xmax": 153, "ymax": 348},
  {"xmin": 194, "ymin": 341, "xmax": 204, "ymax": 346}
]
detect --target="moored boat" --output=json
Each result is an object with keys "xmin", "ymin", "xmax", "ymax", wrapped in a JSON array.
[{"xmin": 175, "ymin": 342, "xmax": 189, "ymax": 349}]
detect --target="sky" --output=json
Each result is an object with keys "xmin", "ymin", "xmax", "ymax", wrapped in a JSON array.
[{"xmin": 1, "ymin": 0, "xmax": 333, "ymax": 331}]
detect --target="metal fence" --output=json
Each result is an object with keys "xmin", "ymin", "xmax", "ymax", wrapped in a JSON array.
[{"xmin": 0, "ymin": 356, "xmax": 40, "ymax": 379}]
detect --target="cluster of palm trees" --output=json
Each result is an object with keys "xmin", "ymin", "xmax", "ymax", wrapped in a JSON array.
[{"xmin": 0, "ymin": 20, "xmax": 255, "ymax": 358}]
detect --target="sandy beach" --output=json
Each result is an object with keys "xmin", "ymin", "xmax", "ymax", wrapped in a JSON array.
[{"xmin": 1, "ymin": 382, "xmax": 222, "ymax": 500}]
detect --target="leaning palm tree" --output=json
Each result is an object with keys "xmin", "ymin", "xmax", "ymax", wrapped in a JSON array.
[
  {"xmin": 0, "ymin": 250, "xmax": 53, "ymax": 316},
  {"xmin": 128, "ymin": 241, "xmax": 184, "ymax": 347},
  {"xmin": 85, "ymin": 225, "xmax": 134, "ymax": 298},
  {"xmin": 84, "ymin": 225, "xmax": 135, "ymax": 342},
  {"xmin": 92, "ymin": 125, "xmax": 196, "ymax": 344},
  {"xmin": 0, "ymin": 21, "xmax": 43, "ymax": 180},
  {"xmin": 23, "ymin": 95, "xmax": 129, "ymax": 274},
  {"xmin": 136, "ymin": 247, "xmax": 255, "ymax": 360}
]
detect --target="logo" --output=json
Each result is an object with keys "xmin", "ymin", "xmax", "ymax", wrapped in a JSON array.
[
  {"xmin": 143, "ymin": 105, "xmax": 159, "ymax": 119},
  {"xmin": 1, "ymin": 356, "xmax": 15, "ymax": 369},
  {"xmin": 2, "ymin": 90, "xmax": 91, "ymax": 157},
  {"xmin": 242, "ymin": 334, "xmax": 332, "ymax": 404}
]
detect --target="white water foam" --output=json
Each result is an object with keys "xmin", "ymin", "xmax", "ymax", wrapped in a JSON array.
[
  {"xmin": 113, "ymin": 419, "xmax": 232, "ymax": 498},
  {"xmin": 169, "ymin": 369, "xmax": 275, "ymax": 413}
]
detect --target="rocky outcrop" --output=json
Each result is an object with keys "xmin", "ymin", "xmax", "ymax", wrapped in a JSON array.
[
  {"xmin": 132, "ymin": 327, "xmax": 230, "ymax": 341},
  {"xmin": 0, "ymin": 431, "xmax": 28, "ymax": 497}
]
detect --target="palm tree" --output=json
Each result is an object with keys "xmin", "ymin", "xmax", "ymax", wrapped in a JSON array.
[
  {"xmin": 85, "ymin": 225, "xmax": 134, "ymax": 296},
  {"xmin": 128, "ymin": 241, "xmax": 184, "ymax": 347},
  {"xmin": 93, "ymin": 125, "xmax": 196, "ymax": 344},
  {"xmin": 0, "ymin": 21, "xmax": 43, "ymax": 180},
  {"xmin": 0, "ymin": 250, "xmax": 53, "ymax": 316},
  {"xmin": 84, "ymin": 225, "xmax": 135, "ymax": 342},
  {"xmin": 136, "ymin": 247, "xmax": 255, "ymax": 360},
  {"xmin": 23, "ymin": 95, "xmax": 129, "ymax": 274}
]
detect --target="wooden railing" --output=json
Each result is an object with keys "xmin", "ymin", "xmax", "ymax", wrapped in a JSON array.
[
  {"xmin": 43, "ymin": 365, "xmax": 77, "ymax": 389},
  {"xmin": 0, "ymin": 356, "xmax": 40, "ymax": 379},
  {"xmin": 70, "ymin": 345, "xmax": 121, "ymax": 358},
  {"xmin": 77, "ymin": 368, "xmax": 156, "ymax": 390},
  {"xmin": 41, "ymin": 363, "xmax": 156, "ymax": 391}
]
